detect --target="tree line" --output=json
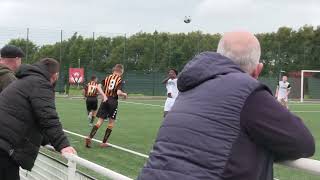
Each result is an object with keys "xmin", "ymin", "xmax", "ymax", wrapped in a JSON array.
[{"xmin": 7, "ymin": 25, "xmax": 320, "ymax": 76}]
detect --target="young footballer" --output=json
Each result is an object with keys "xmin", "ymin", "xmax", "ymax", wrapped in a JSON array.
[
  {"xmin": 83, "ymin": 75, "xmax": 99, "ymax": 126},
  {"xmin": 275, "ymin": 75, "xmax": 291, "ymax": 108},
  {"xmin": 162, "ymin": 69, "xmax": 179, "ymax": 117},
  {"xmin": 85, "ymin": 64, "xmax": 127, "ymax": 148}
]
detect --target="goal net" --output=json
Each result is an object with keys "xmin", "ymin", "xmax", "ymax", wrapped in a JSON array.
[{"xmin": 300, "ymin": 70, "xmax": 320, "ymax": 102}]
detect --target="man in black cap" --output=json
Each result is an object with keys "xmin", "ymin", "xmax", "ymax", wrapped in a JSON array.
[{"xmin": 0, "ymin": 45, "xmax": 24, "ymax": 92}]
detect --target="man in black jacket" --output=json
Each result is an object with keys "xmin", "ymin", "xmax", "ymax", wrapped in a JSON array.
[{"xmin": 0, "ymin": 58, "xmax": 76, "ymax": 180}]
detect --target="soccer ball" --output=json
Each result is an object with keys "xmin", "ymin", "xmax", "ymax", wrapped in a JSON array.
[{"xmin": 184, "ymin": 16, "xmax": 191, "ymax": 24}]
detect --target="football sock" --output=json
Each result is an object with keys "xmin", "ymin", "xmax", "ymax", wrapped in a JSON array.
[
  {"xmin": 102, "ymin": 128, "xmax": 112, "ymax": 143},
  {"xmin": 89, "ymin": 125, "xmax": 99, "ymax": 138}
]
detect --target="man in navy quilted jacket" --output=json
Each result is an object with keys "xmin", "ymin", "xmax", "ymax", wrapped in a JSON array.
[{"xmin": 138, "ymin": 31, "xmax": 315, "ymax": 180}]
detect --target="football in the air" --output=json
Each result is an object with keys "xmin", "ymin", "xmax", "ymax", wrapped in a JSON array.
[{"xmin": 184, "ymin": 16, "xmax": 191, "ymax": 24}]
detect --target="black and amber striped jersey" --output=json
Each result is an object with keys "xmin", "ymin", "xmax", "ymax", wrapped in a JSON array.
[
  {"xmin": 102, "ymin": 74, "xmax": 124, "ymax": 98},
  {"xmin": 84, "ymin": 81, "xmax": 99, "ymax": 97}
]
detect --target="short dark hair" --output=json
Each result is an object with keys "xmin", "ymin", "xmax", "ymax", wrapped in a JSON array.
[
  {"xmin": 39, "ymin": 58, "xmax": 60, "ymax": 74},
  {"xmin": 91, "ymin": 75, "xmax": 97, "ymax": 81},
  {"xmin": 169, "ymin": 68, "xmax": 178, "ymax": 75}
]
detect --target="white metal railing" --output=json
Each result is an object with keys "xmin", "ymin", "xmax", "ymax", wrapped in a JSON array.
[
  {"xmin": 63, "ymin": 153, "xmax": 132, "ymax": 180},
  {"xmin": 23, "ymin": 145, "xmax": 133, "ymax": 180},
  {"xmin": 279, "ymin": 158, "xmax": 320, "ymax": 176}
]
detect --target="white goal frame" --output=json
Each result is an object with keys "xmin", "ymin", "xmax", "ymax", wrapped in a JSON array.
[{"xmin": 300, "ymin": 70, "xmax": 320, "ymax": 102}]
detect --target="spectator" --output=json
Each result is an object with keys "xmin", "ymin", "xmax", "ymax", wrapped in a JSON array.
[
  {"xmin": 0, "ymin": 58, "xmax": 76, "ymax": 180},
  {"xmin": 0, "ymin": 45, "xmax": 24, "ymax": 92},
  {"xmin": 138, "ymin": 31, "xmax": 315, "ymax": 180}
]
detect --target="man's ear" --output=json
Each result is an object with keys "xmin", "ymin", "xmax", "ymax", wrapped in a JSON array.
[
  {"xmin": 50, "ymin": 73, "xmax": 58, "ymax": 84},
  {"xmin": 251, "ymin": 63, "xmax": 263, "ymax": 79}
]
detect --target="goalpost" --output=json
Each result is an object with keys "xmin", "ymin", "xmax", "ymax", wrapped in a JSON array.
[{"xmin": 300, "ymin": 70, "xmax": 320, "ymax": 102}]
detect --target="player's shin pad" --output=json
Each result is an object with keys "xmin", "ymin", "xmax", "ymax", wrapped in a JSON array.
[
  {"xmin": 102, "ymin": 128, "xmax": 112, "ymax": 143},
  {"xmin": 89, "ymin": 125, "xmax": 99, "ymax": 138}
]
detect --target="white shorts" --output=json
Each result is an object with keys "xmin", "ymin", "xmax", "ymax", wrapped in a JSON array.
[{"xmin": 164, "ymin": 98, "xmax": 176, "ymax": 112}]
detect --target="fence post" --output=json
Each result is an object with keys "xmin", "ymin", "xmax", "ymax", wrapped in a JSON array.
[{"xmin": 67, "ymin": 158, "xmax": 77, "ymax": 180}]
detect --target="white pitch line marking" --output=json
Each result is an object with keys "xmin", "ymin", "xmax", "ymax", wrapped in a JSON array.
[
  {"xmin": 119, "ymin": 100, "xmax": 164, "ymax": 108},
  {"xmin": 121, "ymin": 101, "xmax": 320, "ymax": 113},
  {"xmin": 63, "ymin": 129, "xmax": 149, "ymax": 158},
  {"xmin": 290, "ymin": 104, "xmax": 320, "ymax": 106}
]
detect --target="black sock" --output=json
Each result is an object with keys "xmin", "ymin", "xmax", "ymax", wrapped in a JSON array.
[
  {"xmin": 89, "ymin": 125, "xmax": 99, "ymax": 138},
  {"xmin": 102, "ymin": 128, "xmax": 112, "ymax": 143}
]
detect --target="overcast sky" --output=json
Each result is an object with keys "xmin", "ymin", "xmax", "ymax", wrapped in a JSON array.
[{"xmin": 0, "ymin": 0, "xmax": 320, "ymax": 44}]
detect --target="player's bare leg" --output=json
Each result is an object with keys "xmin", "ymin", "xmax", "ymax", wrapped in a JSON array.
[
  {"xmin": 88, "ymin": 110, "xmax": 93, "ymax": 120},
  {"xmin": 164, "ymin": 111, "xmax": 169, "ymax": 117},
  {"xmin": 283, "ymin": 100, "xmax": 289, "ymax": 109},
  {"xmin": 88, "ymin": 111, "xmax": 93, "ymax": 125},
  {"xmin": 85, "ymin": 118, "xmax": 104, "ymax": 148},
  {"xmin": 100, "ymin": 119, "xmax": 115, "ymax": 148},
  {"xmin": 280, "ymin": 98, "xmax": 289, "ymax": 109},
  {"xmin": 89, "ymin": 110, "xmax": 97, "ymax": 126}
]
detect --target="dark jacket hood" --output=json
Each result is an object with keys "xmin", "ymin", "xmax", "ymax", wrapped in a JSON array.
[
  {"xmin": 178, "ymin": 52, "xmax": 245, "ymax": 92},
  {"xmin": 15, "ymin": 63, "xmax": 51, "ymax": 81},
  {"xmin": 0, "ymin": 64, "xmax": 13, "ymax": 76}
]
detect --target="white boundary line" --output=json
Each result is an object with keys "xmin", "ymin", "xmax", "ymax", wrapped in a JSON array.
[
  {"xmin": 63, "ymin": 130, "xmax": 149, "ymax": 158},
  {"xmin": 120, "ymin": 101, "xmax": 320, "ymax": 113},
  {"xmin": 119, "ymin": 100, "xmax": 164, "ymax": 108}
]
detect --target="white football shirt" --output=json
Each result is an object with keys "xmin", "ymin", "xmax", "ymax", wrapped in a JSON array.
[
  {"xmin": 278, "ymin": 81, "xmax": 291, "ymax": 99},
  {"xmin": 166, "ymin": 78, "xmax": 179, "ymax": 99}
]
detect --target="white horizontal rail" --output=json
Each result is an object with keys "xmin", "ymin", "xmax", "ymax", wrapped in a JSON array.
[
  {"xmin": 279, "ymin": 158, "xmax": 320, "ymax": 176},
  {"xmin": 63, "ymin": 153, "xmax": 132, "ymax": 180}
]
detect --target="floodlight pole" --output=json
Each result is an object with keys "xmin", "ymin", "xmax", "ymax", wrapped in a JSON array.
[
  {"xmin": 91, "ymin": 32, "xmax": 95, "ymax": 70},
  {"xmin": 26, "ymin": 28, "xmax": 29, "ymax": 62},
  {"xmin": 301, "ymin": 70, "xmax": 304, "ymax": 103},
  {"xmin": 60, "ymin": 30, "xmax": 63, "ymax": 66}
]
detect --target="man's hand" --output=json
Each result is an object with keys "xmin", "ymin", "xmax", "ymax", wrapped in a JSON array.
[
  {"xmin": 103, "ymin": 95, "xmax": 108, "ymax": 102},
  {"xmin": 123, "ymin": 93, "xmax": 128, "ymax": 99},
  {"xmin": 168, "ymin": 93, "xmax": 172, "ymax": 98},
  {"xmin": 61, "ymin": 146, "xmax": 77, "ymax": 155}
]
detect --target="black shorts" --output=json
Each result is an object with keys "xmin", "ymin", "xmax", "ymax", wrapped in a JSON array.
[
  {"xmin": 96, "ymin": 98, "xmax": 118, "ymax": 120},
  {"xmin": 86, "ymin": 96, "xmax": 98, "ymax": 112}
]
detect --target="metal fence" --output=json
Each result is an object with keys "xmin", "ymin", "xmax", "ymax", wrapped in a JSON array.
[
  {"xmin": 19, "ymin": 142, "xmax": 320, "ymax": 180},
  {"xmin": 20, "ymin": 146, "xmax": 132, "ymax": 180}
]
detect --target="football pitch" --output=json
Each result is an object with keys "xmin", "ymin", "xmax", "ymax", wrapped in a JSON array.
[{"xmin": 51, "ymin": 97, "xmax": 320, "ymax": 180}]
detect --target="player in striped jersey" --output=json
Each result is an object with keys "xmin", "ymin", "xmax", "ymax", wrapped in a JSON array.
[
  {"xmin": 85, "ymin": 64, "xmax": 128, "ymax": 148},
  {"xmin": 83, "ymin": 76, "xmax": 99, "ymax": 126}
]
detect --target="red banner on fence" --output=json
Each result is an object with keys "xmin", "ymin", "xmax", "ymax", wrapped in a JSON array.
[{"xmin": 69, "ymin": 68, "xmax": 84, "ymax": 84}]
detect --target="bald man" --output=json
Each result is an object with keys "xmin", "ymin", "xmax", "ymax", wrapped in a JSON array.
[{"xmin": 138, "ymin": 31, "xmax": 314, "ymax": 180}]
